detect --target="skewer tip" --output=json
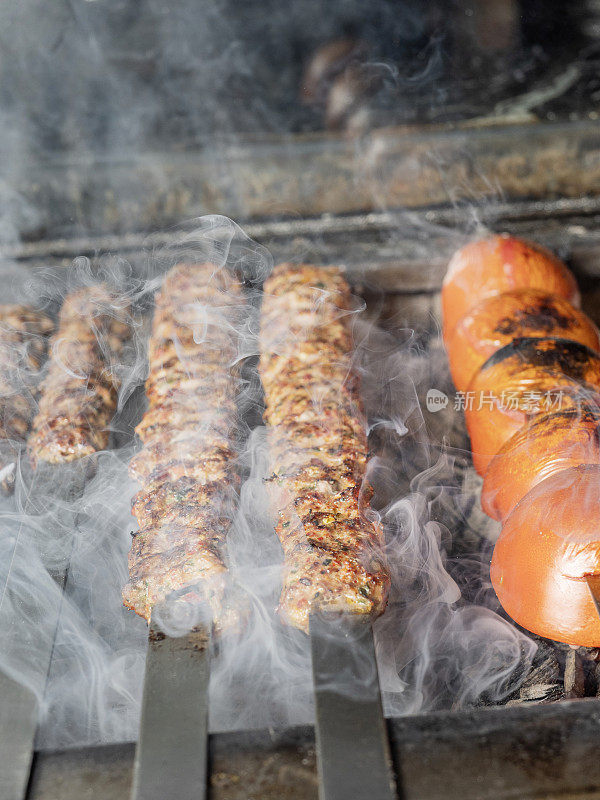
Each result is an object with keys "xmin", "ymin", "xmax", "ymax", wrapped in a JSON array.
[{"xmin": 585, "ymin": 574, "xmax": 600, "ymax": 618}]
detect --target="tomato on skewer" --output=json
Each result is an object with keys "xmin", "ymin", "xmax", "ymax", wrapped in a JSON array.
[
  {"xmin": 465, "ymin": 337, "xmax": 600, "ymax": 476},
  {"xmin": 491, "ymin": 465, "xmax": 600, "ymax": 648},
  {"xmin": 442, "ymin": 234, "xmax": 580, "ymax": 336},
  {"xmin": 445, "ymin": 288, "xmax": 599, "ymax": 393},
  {"xmin": 481, "ymin": 401, "xmax": 600, "ymax": 522}
]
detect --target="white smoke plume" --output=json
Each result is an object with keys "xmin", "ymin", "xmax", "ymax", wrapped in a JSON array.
[{"xmin": 0, "ymin": 216, "xmax": 535, "ymax": 750}]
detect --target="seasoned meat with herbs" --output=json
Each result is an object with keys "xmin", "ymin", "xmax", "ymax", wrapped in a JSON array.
[
  {"xmin": 260, "ymin": 263, "xmax": 389, "ymax": 632},
  {"xmin": 123, "ymin": 263, "xmax": 243, "ymax": 629},
  {"xmin": 0, "ymin": 304, "xmax": 54, "ymax": 491},
  {"xmin": 28, "ymin": 285, "xmax": 130, "ymax": 466}
]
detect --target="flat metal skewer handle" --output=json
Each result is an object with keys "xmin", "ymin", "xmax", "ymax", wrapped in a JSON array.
[
  {"xmin": 131, "ymin": 619, "xmax": 211, "ymax": 800},
  {"xmin": 0, "ymin": 464, "xmax": 85, "ymax": 800},
  {"xmin": 0, "ymin": 566, "xmax": 70, "ymax": 800},
  {"xmin": 310, "ymin": 614, "xmax": 396, "ymax": 800},
  {"xmin": 0, "ymin": 673, "xmax": 39, "ymax": 800}
]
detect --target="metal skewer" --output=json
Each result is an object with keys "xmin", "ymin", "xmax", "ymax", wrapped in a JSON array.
[
  {"xmin": 585, "ymin": 575, "xmax": 600, "ymax": 618},
  {"xmin": 310, "ymin": 613, "xmax": 396, "ymax": 800},
  {"xmin": 0, "ymin": 673, "xmax": 39, "ymax": 800},
  {"xmin": 0, "ymin": 565, "xmax": 70, "ymax": 800},
  {"xmin": 130, "ymin": 610, "xmax": 211, "ymax": 800},
  {"xmin": 0, "ymin": 462, "xmax": 86, "ymax": 800}
]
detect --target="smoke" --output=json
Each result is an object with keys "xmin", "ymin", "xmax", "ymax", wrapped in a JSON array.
[
  {"xmin": 0, "ymin": 1, "xmax": 444, "ymax": 152},
  {"xmin": 0, "ymin": 215, "xmax": 537, "ymax": 750},
  {"xmin": 0, "ymin": 0, "xmax": 592, "ymax": 252},
  {"xmin": 207, "ymin": 288, "xmax": 536, "ymax": 731},
  {"xmin": 0, "ymin": 451, "xmax": 148, "ymax": 748},
  {"xmin": 356, "ymin": 321, "xmax": 536, "ymax": 715},
  {"xmin": 0, "ymin": 1, "xmax": 456, "ymax": 242},
  {"xmin": 0, "ymin": 0, "xmax": 582, "ymax": 758}
]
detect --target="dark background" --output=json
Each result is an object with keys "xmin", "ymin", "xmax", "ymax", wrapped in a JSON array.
[
  {"xmin": 2, "ymin": 1, "xmax": 600, "ymax": 243},
  {"xmin": 1, "ymin": 0, "xmax": 598, "ymax": 153}
]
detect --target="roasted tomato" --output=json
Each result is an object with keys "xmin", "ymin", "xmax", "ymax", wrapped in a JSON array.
[
  {"xmin": 445, "ymin": 289, "xmax": 599, "ymax": 392},
  {"xmin": 442, "ymin": 234, "xmax": 580, "ymax": 335},
  {"xmin": 481, "ymin": 400, "xmax": 600, "ymax": 521},
  {"xmin": 491, "ymin": 465, "xmax": 600, "ymax": 647},
  {"xmin": 465, "ymin": 337, "xmax": 600, "ymax": 475}
]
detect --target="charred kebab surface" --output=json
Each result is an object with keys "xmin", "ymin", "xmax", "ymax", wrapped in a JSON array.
[
  {"xmin": 28, "ymin": 285, "xmax": 130, "ymax": 467},
  {"xmin": 0, "ymin": 304, "xmax": 54, "ymax": 491},
  {"xmin": 123, "ymin": 263, "xmax": 243, "ymax": 629},
  {"xmin": 259, "ymin": 263, "xmax": 389, "ymax": 632}
]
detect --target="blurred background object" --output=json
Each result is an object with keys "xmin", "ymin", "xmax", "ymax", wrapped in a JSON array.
[
  {"xmin": 1, "ymin": 0, "xmax": 597, "ymax": 147},
  {"xmin": 1, "ymin": 0, "xmax": 600, "ymax": 238}
]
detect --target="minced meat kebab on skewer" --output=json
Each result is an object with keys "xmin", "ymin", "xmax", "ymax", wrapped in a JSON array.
[
  {"xmin": 28, "ymin": 285, "xmax": 130, "ymax": 467},
  {"xmin": 123, "ymin": 263, "xmax": 244, "ymax": 630},
  {"xmin": 259, "ymin": 263, "xmax": 389, "ymax": 633},
  {"xmin": 0, "ymin": 304, "xmax": 54, "ymax": 492}
]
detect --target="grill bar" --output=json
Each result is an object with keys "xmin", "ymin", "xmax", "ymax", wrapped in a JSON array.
[
  {"xmin": 130, "ymin": 614, "xmax": 211, "ymax": 800},
  {"xmin": 0, "ymin": 464, "xmax": 87, "ymax": 800},
  {"xmin": 3, "ymin": 564, "xmax": 69, "ymax": 800},
  {"xmin": 310, "ymin": 614, "xmax": 396, "ymax": 800},
  {"xmin": 0, "ymin": 672, "xmax": 39, "ymax": 800}
]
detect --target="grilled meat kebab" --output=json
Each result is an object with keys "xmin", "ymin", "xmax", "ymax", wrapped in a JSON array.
[
  {"xmin": 0, "ymin": 304, "xmax": 54, "ymax": 491},
  {"xmin": 28, "ymin": 285, "xmax": 130, "ymax": 466},
  {"xmin": 123, "ymin": 263, "xmax": 243, "ymax": 628},
  {"xmin": 260, "ymin": 263, "xmax": 389, "ymax": 632}
]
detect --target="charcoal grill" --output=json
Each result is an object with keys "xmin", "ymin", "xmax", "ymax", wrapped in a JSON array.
[{"xmin": 3, "ymin": 36, "xmax": 600, "ymax": 790}]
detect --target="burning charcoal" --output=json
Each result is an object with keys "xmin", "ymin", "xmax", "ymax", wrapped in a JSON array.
[
  {"xmin": 520, "ymin": 643, "xmax": 562, "ymax": 703},
  {"xmin": 503, "ymin": 638, "xmax": 563, "ymax": 705},
  {"xmin": 582, "ymin": 647, "xmax": 600, "ymax": 661},
  {"xmin": 572, "ymin": 647, "xmax": 600, "ymax": 697},
  {"xmin": 516, "ymin": 683, "xmax": 564, "ymax": 704}
]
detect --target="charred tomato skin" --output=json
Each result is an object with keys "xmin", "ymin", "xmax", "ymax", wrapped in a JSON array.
[
  {"xmin": 465, "ymin": 337, "xmax": 600, "ymax": 476},
  {"xmin": 445, "ymin": 288, "xmax": 599, "ymax": 393},
  {"xmin": 442, "ymin": 234, "xmax": 580, "ymax": 336}
]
